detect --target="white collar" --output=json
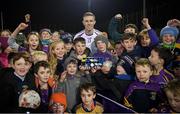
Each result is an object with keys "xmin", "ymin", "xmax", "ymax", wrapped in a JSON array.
[{"xmin": 14, "ymin": 72, "xmax": 25, "ymax": 81}]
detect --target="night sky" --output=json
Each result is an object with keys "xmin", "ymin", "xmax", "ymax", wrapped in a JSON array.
[{"xmin": 0, "ymin": 0, "xmax": 179, "ymax": 34}]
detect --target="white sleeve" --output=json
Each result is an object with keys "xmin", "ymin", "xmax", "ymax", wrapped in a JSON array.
[{"xmin": 8, "ymin": 36, "xmax": 19, "ymax": 51}]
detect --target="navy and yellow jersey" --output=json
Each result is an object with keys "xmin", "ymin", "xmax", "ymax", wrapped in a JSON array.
[
  {"xmin": 124, "ymin": 80, "xmax": 162, "ymax": 113},
  {"xmin": 76, "ymin": 101, "xmax": 104, "ymax": 114},
  {"xmin": 150, "ymin": 69, "xmax": 174, "ymax": 88}
]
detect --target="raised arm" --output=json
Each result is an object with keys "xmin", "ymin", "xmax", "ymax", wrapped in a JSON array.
[
  {"xmin": 167, "ymin": 19, "xmax": 180, "ymax": 27},
  {"xmin": 108, "ymin": 14, "xmax": 123, "ymax": 43},
  {"xmin": 142, "ymin": 18, "xmax": 159, "ymax": 46},
  {"xmin": 8, "ymin": 23, "xmax": 28, "ymax": 50},
  {"xmin": 24, "ymin": 14, "xmax": 31, "ymax": 36}
]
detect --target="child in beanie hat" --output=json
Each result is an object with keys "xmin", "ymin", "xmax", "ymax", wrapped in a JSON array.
[
  {"xmin": 160, "ymin": 26, "xmax": 179, "ymax": 49},
  {"xmin": 63, "ymin": 34, "xmax": 73, "ymax": 55},
  {"xmin": 94, "ymin": 35, "xmax": 109, "ymax": 47},
  {"xmin": 116, "ymin": 55, "xmax": 135, "ymax": 79},
  {"xmin": 93, "ymin": 35, "xmax": 116, "ymax": 65},
  {"xmin": 49, "ymin": 93, "xmax": 67, "ymax": 113},
  {"xmin": 120, "ymin": 56, "xmax": 135, "ymax": 74},
  {"xmin": 160, "ymin": 26, "xmax": 179, "ymax": 38},
  {"xmin": 113, "ymin": 57, "xmax": 135, "ymax": 101},
  {"xmin": 40, "ymin": 28, "xmax": 52, "ymax": 51}
]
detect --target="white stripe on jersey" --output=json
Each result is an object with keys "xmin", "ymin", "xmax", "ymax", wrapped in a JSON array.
[{"xmin": 74, "ymin": 29, "xmax": 101, "ymax": 50}]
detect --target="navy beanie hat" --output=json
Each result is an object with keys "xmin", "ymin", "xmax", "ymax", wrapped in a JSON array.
[
  {"xmin": 117, "ymin": 55, "xmax": 135, "ymax": 75},
  {"xmin": 61, "ymin": 32, "xmax": 73, "ymax": 40},
  {"xmin": 62, "ymin": 33, "xmax": 73, "ymax": 44},
  {"xmin": 160, "ymin": 26, "xmax": 179, "ymax": 38}
]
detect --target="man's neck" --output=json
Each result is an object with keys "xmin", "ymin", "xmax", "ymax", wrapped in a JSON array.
[{"xmin": 85, "ymin": 29, "xmax": 94, "ymax": 35}]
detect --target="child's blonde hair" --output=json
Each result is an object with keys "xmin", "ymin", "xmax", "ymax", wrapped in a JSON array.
[
  {"xmin": 31, "ymin": 51, "xmax": 48, "ymax": 63},
  {"xmin": 48, "ymin": 40, "xmax": 65, "ymax": 75},
  {"xmin": 138, "ymin": 29, "xmax": 149, "ymax": 38},
  {"xmin": 135, "ymin": 58, "xmax": 152, "ymax": 70}
]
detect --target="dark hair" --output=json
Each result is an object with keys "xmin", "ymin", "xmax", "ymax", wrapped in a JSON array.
[
  {"xmin": 121, "ymin": 33, "xmax": 137, "ymax": 41},
  {"xmin": 152, "ymin": 46, "xmax": 174, "ymax": 67},
  {"xmin": 80, "ymin": 83, "xmax": 96, "ymax": 94},
  {"xmin": 13, "ymin": 52, "xmax": 31, "ymax": 64},
  {"xmin": 65, "ymin": 59, "xmax": 78, "ymax": 68},
  {"xmin": 8, "ymin": 52, "xmax": 16, "ymax": 63},
  {"xmin": 125, "ymin": 24, "xmax": 138, "ymax": 33},
  {"xmin": 164, "ymin": 78, "xmax": 180, "ymax": 96},
  {"xmin": 33, "ymin": 61, "xmax": 50, "ymax": 74},
  {"xmin": 73, "ymin": 37, "xmax": 86, "ymax": 45}
]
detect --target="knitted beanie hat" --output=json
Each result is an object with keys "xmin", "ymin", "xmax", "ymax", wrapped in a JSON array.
[
  {"xmin": 117, "ymin": 55, "xmax": 135, "ymax": 75},
  {"xmin": 62, "ymin": 34, "xmax": 73, "ymax": 43},
  {"xmin": 94, "ymin": 35, "xmax": 109, "ymax": 47},
  {"xmin": 19, "ymin": 90, "xmax": 41, "ymax": 109},
  {"xmin": 160, "ymin": 26, "xmax": 179, "ymax": 38},
  {"xmin": 40, "ymin": 28, "xmax": 52, "ymax": 35},
  {"xmin": 61, "ymin": 32, "xmax": 73, "ymax": 40},
  {"xmin": 50, "ymin": 93, "xmax": 67, "ymax": 109}
]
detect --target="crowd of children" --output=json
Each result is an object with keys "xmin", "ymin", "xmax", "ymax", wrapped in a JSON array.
[{"xmin": 0, "ymin": 12, "xmax": 180, "ymax": 113}]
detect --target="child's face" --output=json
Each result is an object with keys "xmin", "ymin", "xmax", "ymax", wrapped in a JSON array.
[
  {"xmin": 135, "ymin": 65, "xmax": 152, "ymax": 82},
  {"xmin": 148, "ymin": 50, "xmax": 161, "ymax": 66},
  {"xmin": 35, "ymin": 66, "xmax": 51, "ymax": 83},
  {"xmin": 28, "ymin": 34, "xmax": 39, "ymax": 50},
  {"xmin": 51, "ymin": 32, "xmax": 60, "ymax": 42},
  {"xmin": 64, "ymin": 43, "xmax": 73, "ymax": 52},
  {"xmin": 140, "ymin": 35, "xmax": 151, "ymax": 47},
  {"xmin": 74, "ymin": 42, "xmax": 86, "ymax": 55},
  {"xmin": 1, "ymin": 31, "xmax": 11, "ymax": 37},
  {"xmin": 124, "ymin": 27, "xmax": 136, "ymax": 34},
  {"xmin": 66, "ymin": 63, "xmax": 77, "ymax": 75},
  {"xmin": 12, "ymin": 58, "xmax": 31, "ymax": 77},
  {"xmin": 122, "ymin": 39, "xmax": 137, "ymax": 52},
  {"xmin": 96, "ymin": 41, "xmax": 107, "ymax": 52},
  {"xmin": 41, "ymin": 31, "xmax": 51, "ymax": 40},
  {"xmin": 116, "ymin": 65, "xmax": 126, "ymax": 75},
  {"xmin": 101, "ymin": 65, "xmax": 111, "ymax": 74},
  {"xmin": 115, "ymin": 43, "xmax": 124, "ymax": 55},
  {"xmin": 162, "ymin": 34, "xmax": 175, "ymax": 45},
  {"xmin": 53, "ymin": 43, "xmax": 65, "ymax": 59},
  {"xmin": 51, "ymin": 103, "xmax": 65, "ymax": 113},
  {"xmin": 166, "ymin": 90, "xmax": 180, "ymax": 112},
  {"xmin": 174, "ymin": 67, "xmax": 180, "ymax": 78},
  {"xmin": 81, "ymin": 89, "xmax": 96, "ymax": 106}
]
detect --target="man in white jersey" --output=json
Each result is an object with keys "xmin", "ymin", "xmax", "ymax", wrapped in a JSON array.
[{"xmin": 74, "ymin": 12, "xmax": 101, "ymax": 52}]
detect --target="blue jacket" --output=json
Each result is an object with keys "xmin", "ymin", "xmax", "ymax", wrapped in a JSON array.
[{"xmin": 124, "ymin": 80, "xmax": 162, "ymax": 112}]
